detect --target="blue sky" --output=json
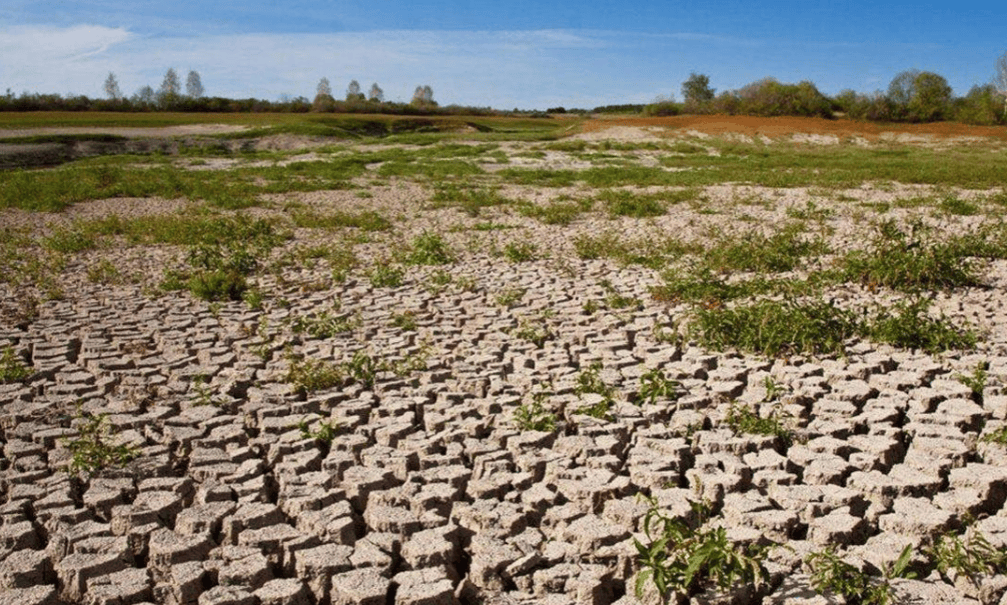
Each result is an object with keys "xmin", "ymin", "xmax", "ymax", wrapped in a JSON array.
[{"xmin": 2, "ymin": 1, "xmax": 1004, "ymax": 109}]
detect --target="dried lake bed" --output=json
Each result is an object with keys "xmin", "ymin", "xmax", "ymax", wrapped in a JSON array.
[{"xmin": 3, "ymin": 117, "xmax": 1007, "ymax": 604}]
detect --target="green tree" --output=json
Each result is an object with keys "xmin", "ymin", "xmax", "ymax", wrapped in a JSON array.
[
  {"xmin": 887, "ymin": 69, "xmax": 920, "ymax": 108},
  {"xmin": 368, "ymin": 82, "xmax": 384, "ymax": 103},
  {"xmin": 682, "ymin": 73, "xmax": 715, "ymax": 106},
  {"xmin": 908, "ymin": 71, "xmax": 952, "ymax": 122}
]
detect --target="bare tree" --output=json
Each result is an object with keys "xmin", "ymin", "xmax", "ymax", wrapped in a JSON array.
[
  {"xmin": 368, "ymin": 83, "xmax": 384, "ymax": 103},
  {"xmin": 346, "ymin": 80, "xmax": 364, "ymax": 102},
  {"xmin": 186, "ymin": 71, "xmax": 204, "ymax": 98},
  {"xmin": 316, "ymin": 77, "xmax": 332, "ymax": 98},
  {"xmin": 133, "ymin": 85, "xmax": 155, "ymax": 107},
  {"xmin": 313, "ymin": 78, "xmax": 335, "ymax": 112},
  {"xmin": 411, "ymin": 85, "xmax": 435, "ymax": 106},
  {"xmin": 160, "ymin": 68, "xmax": 181, "ymax": 97},
  {"xmin": 995, "ymin": 51, "xmax": 1007, "ymax": 118},
  {"xmin": 103, "ymin": 72, "xmax": 122, "ymax": 100}
]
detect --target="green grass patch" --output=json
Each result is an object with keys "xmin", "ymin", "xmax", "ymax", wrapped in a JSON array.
[{"xmin": 840, "ymin": 221, "xmax": 984, "ymax": 291}]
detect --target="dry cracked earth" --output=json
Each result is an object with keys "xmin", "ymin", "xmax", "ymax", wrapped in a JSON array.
[{"xmin": 3, "ymin": 122, "xmax": 1007, "ymax": 605}]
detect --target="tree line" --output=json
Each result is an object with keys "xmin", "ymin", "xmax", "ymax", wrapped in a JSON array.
[
  {"xmin": 0, "ymin": 69, "xmax": 460, "ymax": 116},
  {"xmin": 639, "ymin": 53, "xmax": 1007, "ymax": 126}
]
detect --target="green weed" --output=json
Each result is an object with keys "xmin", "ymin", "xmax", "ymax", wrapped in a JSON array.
[
  {"xmin": 926, "ymin": 529, "xmax": 1007, "ymax": 585},
  {"xmin": 517, "ymin": 198, "xmax": 592, "ymax": 225},
  {"xmin": 956, "ymin": 361, "xmax": 990, "ymax": 404},
  {"xmin": 285, "ymin": 356, "xmax": 344, "ymax": 395},
  {"xmin": 298, "ymin": 418, "xmax": 342, "ymax": 444},
  {"xmin": 430, "ymin": 185, "xmax": 511, "ymax": 217},
  {"xmin": 502, "ymin": 241, "xmax": 538, "ymax": 262},
  {"xmin": 840, "ymin": 221, "xmax": 982, "ymax": 291},
  {"xmin": 638, "ymin": 368, "xmax": 680, "ymax": 405},
  {"xmin": 404, "ymin": 232, "xmax": 454, "ymax": 265},
  {"xmin": 369, "ymin": 264, "xmax": 405, "ymax": 288},
  {"xmin": 864, "ymin": 297, "xmax": 976, "ymax": 354},
  {"xmin": 596, "ymin": 189, "xmax": 667, "ymax": 218},
  {"xmin": 691, "ymin": 299, "xmax": 859, "ymax": 357},
  {"xmin": 513, "ymin": 390, "xmax": 558, "ymax": 432},
  {"xmin": 634, "ymin": 497, "xmax": 770, "ymax": 599},
  {"xmin": 512, "ymin": 316, "xmax": 554, "ymax": 348},
  {"xmin": 0, "ymin": 346, "xmax": 31, "ymax": 383},
  {"xmin": 64, "ymin": 409, "xmax": 138, "ymax": 477},
  {"xmin": 702, "ymin": 224, "xmax": 827, "ymax": 273},
  {"xmin": 495, "ymin": 287, "xmax": 526, "ymax": 307},
  {"xmin": 390, "ymin": 311, "xmax": 418, "ymax": 331},
  {"xmin": 290, "ymin": 310, "xmax": 360, "ymax": 339},
  {"xmin": 806, "ymin": 545, "xmax": 914, "ymax": 605},
  {"xmin": 724, "ymin": 402, "xmax": 795, "ymax": 449}
]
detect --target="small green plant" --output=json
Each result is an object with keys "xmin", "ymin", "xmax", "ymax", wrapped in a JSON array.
[
  {"xmin": 806, "ymin": 545, "xmax": 915, "ymax": 605},
  {"xmin": 390, "ymin": 311, "xmax": 418, "ymax": 331},
  {"xmin": 597, "ymin": 189, "xmax": 667, "ymax": 218},
  {"xmin": 634, "ymin": 497, "xmax": 770, "ymax": 599},
  {"xmin": 242, "ymin": 288, "xmax": 264, "ymax": 310},
  {"xmin": 638, "ymin": 368, "xmax": 680, "ymax": 405},
  {"xmin": 405, "ymin": 232, "xmax": 454, "ymax": 265},
  {"xmin": 512, "ymin": 316, "xmax": 554, "ymax": 348},
  {"xmin": 190, "ymin": 376, "xmax": 223, "ymax": 407},
  {"xmin": 724, "ymin": 402, "xmax": 795, "ymax": 449},
  {"xmin": 502, "ymin": 241, "xmax": 538, "ymax": 262},
  {"xmin": 956, "ymin": 361, "xmax": 989, "ymax": 404},
  {"xmin": 761, "ymin": 376, "xmax": 788, "ymax": 402},
  {"xmin": 369, "ymin": 263, "xmax": 405, "ymax": 288},
  {"xmin": 86, "ymin": 259, "xmax": 122, "ymax": 284},
  {"xmin": 343, "ymin": 351, "xmax": 380, "ymax": 389},
  {"xmin": 600, "ymin": 279, "xmax": 642, "ymax": 310},
  {"xmin": 290, "ymin": 310, "xmax": 360, "ymax": 338},
  {"xmin": 285, "ymin": 355, "xmax": 344, "ymax": 395},
  {"xmin": 691, "ymin": 299, "xmax": 859, "ymax": 357},
  {"xmin": 64, "ymin": 409, "xmax": 138, "ymax": 477},
  {"xmin": 0, "ymin": 346, "xmax": 31, "ymax": 383},
  {"xmin": 938, "ymin": 195, "xmax": 981, "ymax": 216},
  {"xmin": 573, "ymin": 362, "xmax": 616, "ymax": 420},
  {"xmin": 513, "ymin": 390, "xmax": 557, "ymax": 432},
  {"xmin": 926, "ymin": 528, "xmax": 1007, "ymax": 585},
  {"xmin": 495, "ymin": 287, "xmax": 526, "ymax": 307},
  {"xmin": 298, "ymin": 417, "xmax": 341, "ymax": 444}
]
